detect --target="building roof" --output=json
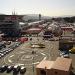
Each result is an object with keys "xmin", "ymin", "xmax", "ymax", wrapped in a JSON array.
[
  {"xmin": 61, "ymin": 27, "xmax": 73, "ymax": 31},
  {"xmin": 26, "ymin": 28, "xmax": 42, "ymax": 34},
  {"xmin": 61, "ymin": 26, "xmax": 73, "ymax": 28},
  {"xmin": 36, "ymin": 57, "xmax": 72, "ymax": 71},
  {"xmin": 28, "ymin": 28, "xmax": 41, "ymax": 31},
  {"xmin": 52, "ymin": 57, "xmax": 72, "ymax": 71},
  {"xmin": 36, "ymin": 60, "xmax": 54, "ymax": 69}
]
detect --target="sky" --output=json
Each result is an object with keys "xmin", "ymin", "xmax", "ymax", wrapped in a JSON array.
[{"xmin": 0, "ymin": 0, "xmax": 75, "ymax": 16}]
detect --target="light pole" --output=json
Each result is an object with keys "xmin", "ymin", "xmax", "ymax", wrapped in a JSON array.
[
  {"xmin": 32, "ymin": 56, "xmax": 34, "ymax": 75},
  {"xmin": 49, "ymin": 41, "xmax": 51, "ymax": 60},
  {"xmin": 30, "ymin": 37, "xmax": 32, "ymax": 45},
  {"xmin": 32, "ymin": 50, "xmax": 36, "ymax": 75}
]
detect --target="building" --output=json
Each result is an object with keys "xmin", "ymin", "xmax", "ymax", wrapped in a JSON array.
[
  {"xmin": 0, "ymin": 15, "xmax": 25, "ymax": 37},
  {"xmin": 26, "ymin": 27, "xmax": 42, "ymax": 34},
  {"xmin": 43, "ymin": 30, "xmax": 53, "ymax": 39},
  {"xmin": 61, "ymin": 26, "xmax": 73, "ymax": 36},
  {"xmin": 36, "ymin": 57, "xmax": 72, "ymax": 75}
]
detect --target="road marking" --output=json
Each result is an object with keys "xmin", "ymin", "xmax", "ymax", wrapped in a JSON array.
[
  {"xmin": 32, "ymin": 62, "xmax": 40, "ymax": 65},
  {"xmin": 41, "ymin": 53, "xmax": 46, "ymax": 56},
  {"xmin": 16, "ymin": 51, "xmax": 26, "ymax": 54},
  {"xmin": 8, "ymin": 59, "xmax": 12, "ymax": 63},
  {"xmin": 4, "ymin": 55, "xmax": 9, "ymax": 65},
  {"xmin": 21, "ymin": 55, "xmax": 33, "ymax": 61},
  {"xmin": 42, "ymin": 57, "xmax": 47, "ymax": 60},
  {"xmin": 10, "ymin": 55, "xmax": 14, "ymax": 57},
  {"xmin": 17, "ymin": 64, "xmax": 24, "ymax": 66}
]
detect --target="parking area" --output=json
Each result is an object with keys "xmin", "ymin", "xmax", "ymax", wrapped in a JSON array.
[
  {"xmin": 0, "ymin": 41, "xmax": 21, "ymax": 59},
  {"xmin": 0, "ymin": 36, "xmax": 59, "ymax": 75},
  {"xmin": 0, "ymin": 36, "xmax": 75, "ymax": 75}
]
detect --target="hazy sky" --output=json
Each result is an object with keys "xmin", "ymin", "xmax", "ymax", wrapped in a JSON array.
[{"xmin": 0, "ymin": 0, "xmax": 75, "ymax": 16}]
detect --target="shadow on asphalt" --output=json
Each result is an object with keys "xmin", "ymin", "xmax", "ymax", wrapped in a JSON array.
[{"xmin": 70, "ymin": 70, "xmax": 75, "ymax": 75}]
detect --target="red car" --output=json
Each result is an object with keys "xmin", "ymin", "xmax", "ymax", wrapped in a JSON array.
[{"xmin": 18, "ymin": 37, "xmax": 28, "ymax": 43}]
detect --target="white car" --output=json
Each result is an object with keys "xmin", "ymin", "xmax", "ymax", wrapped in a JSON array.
[
  {"xmin": 0, "ymin": 53, "xmax": 4, "ymax": 57},
  {"xmin": 63, "ymin": 54, "xmax": 69, "ymax": 58},
  {"xmin": 59, "ymin": 51, "xmax": 69, "ymax": 58}
]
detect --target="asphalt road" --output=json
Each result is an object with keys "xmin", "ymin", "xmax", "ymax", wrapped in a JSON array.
[{"xmin": 0, "ymin": 36, "xmax": 59, "ymax": 75}]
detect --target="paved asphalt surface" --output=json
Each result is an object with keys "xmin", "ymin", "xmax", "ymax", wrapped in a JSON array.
[{"xmin": 0, "ymin": 36, "xmax": 75, "ymax": 75}]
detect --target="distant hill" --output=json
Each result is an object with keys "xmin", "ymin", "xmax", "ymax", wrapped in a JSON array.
[
  {"xmin": 53, "ymin": 15, "xmax": 75, "ymax": 18},
  {"xmin": 0, "ymin": 14, "xmax": 6, "ymax": 15},
  {"xmin": 23, "ymin": 14, "xmax": 51, "ymax": 21}
]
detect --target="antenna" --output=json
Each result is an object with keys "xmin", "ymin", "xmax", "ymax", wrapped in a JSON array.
[{"xmin": 12, "ymin": 8, "xmax": 16, "ymax": 15}]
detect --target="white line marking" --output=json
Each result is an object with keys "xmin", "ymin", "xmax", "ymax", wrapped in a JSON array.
[
  {"xmin": 8, "ymin": 60, "xmax": 12, "ymax": 63},
  {"xmin": 17, "ymin": 64, "xmax": 24, "ymax": 66},
  {"xmin": 32, "ymin": 62, "xmax": 40, "ymax": 65},
  {"xmin": 4, "ymin": 55, "xmax": 9, "ymax": 65},
  {"xmin": 43, "ymin": 57, "xmax": 47, "ymax": 60},
  {"xmin": 19, "ymin": 51, "xmax": 25, "ymax": 53},
  {"xmin": 41, "ymin": 53, "xmax": 46, "ymax": 56},
  {"xmin": 10, "ymin": 55, "xmax": 14, "ymax": 57}
]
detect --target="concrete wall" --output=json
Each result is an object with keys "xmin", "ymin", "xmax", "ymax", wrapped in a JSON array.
[{"xmin": 36, "ymin": 68, "xmax": 71, "ymax": 75}]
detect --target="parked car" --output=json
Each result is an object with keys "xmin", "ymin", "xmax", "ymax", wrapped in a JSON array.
[
  {"xmin": 3, "ymin": 52, "xmax": 7, "ymax": 55},
  {"xmin": 63, "ymin": 54, "xmax": 69, "ymax": 58},
  {"xmin": 0, "ymin": 50, "xmax": 4, "ymax": 53},
  {"xmin": 0, "ymin": 53, "xmax": 4, "ymax": 57},
  {"xmin": 18, "ymin": 37, "xmax": 28, "ymax": 43},
  {"xmin": 59, "ymin": 51, "xmax": 69, "ymax": 58},
  {"xmin": 0, "ymin": 65, "xmax": 8, "ymax": 72},
  {"xmin": 7, "ymin": 66, "xmax": 13, "ymax": 73},
  {"xmin": 5, "ymin": 51, "xmax": 9, "ymax": 53},
  {"xmin": 0, "ymin": 44, "xmax": 6, "ymax": 50},
  {"xmin": 4, "ymin": 41, "xmax": 11, "ymax": 45},
  {"xmin": 20, "ymin": 66, "xmax": 26, "ymax": 74},
  {"xmin": 15, "ymin": 42, "xmax": 20, "ymax": 47},
  {"xmin": 13, "ymin": 65, "xmax": 20, "ymax": 73},
  {"xmin": 69, "ymin": 47, "xmax": 75, "ymax": 53},
  {"xmin": 9, "ymin": 44, "xmax": 17, "ymax": 49}
]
